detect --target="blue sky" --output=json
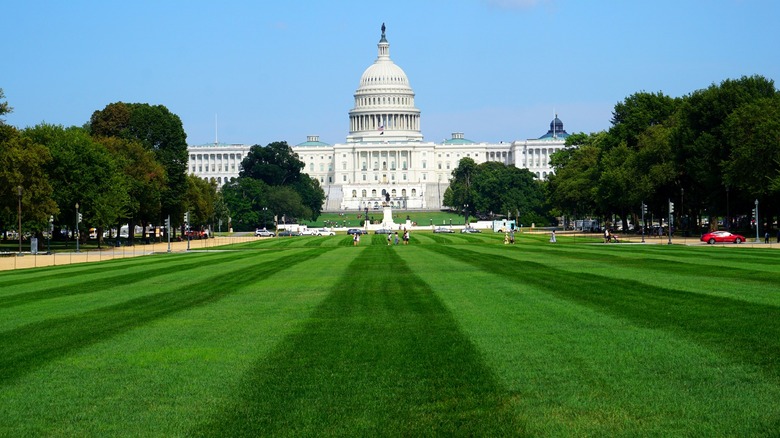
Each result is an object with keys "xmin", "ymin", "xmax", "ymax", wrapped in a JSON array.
[{"xmin": 4, "ymin": 0, "xmax": 778, "ymax": 146}]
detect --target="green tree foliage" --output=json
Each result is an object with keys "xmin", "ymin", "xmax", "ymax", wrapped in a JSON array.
[
  {"xmin": 90, "ymin": 102, "xmax": 188, "ymax": 222},
  {"xmin": 0, "ymin": 124, "xmax": 58, "ymax": 234},
  {"xmin": 220, "ymin": 177, "xmax": 268, "ymax": 231},
  {"xmin": 236, "ymin": 141, "xmax": 325, "ymax": 222},
  {"xmin": 446, "ymin": 158, "xmax": 548, "ymax": 224},
  {"xmin": 721, "ymin": 94, "xmax": 780, "ymax": 198},
  {"xmin": 240, "ymin": 141, "xmax": 305, "ymax": 185},
  {"xmin": 98, "ymin": 136, "xmax": 167, "ymax": 231},
  {"xmin": 675, "ymin": 75, "xmax": 777, "ymax": 218},
  {"xmin": 549, "ymin": 76, "xmax": 779, "ymax": 233},
  {"xmin": 185, "ymin": 174, "xmax": 217, "ymax": 228},
  {"xmin": 23, "ymin": 124, "xmax": 128, "ymax": 242},
  {"xmin": 548, "ymin": 133, "xmax": 606, "ymax": 219}
]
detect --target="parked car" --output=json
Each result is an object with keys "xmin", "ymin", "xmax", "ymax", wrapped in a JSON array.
[
  {"xmin": 701, "ymin": 231, "xmax": 745, "ymax": 244},
  {"xmin": 460, "ymin": 227, "xmax": 481, "ymax": 234},
  {"xmin": 434, "ymin": 227, "xmax": 454, "ymax": 233},
  {"xmin": 278, "ymin": 230, "xmax": 301, "ymax": 237},
  {"xmin": 374, "ymin": 228, "xmax": 393, "ymax": 234},
  {"xmin": 347, "ymin": 228, "xmax": 364, "ymax": 235},
  {"xmin": 316, "ymin": 228, "xmax": 335, "ymax": 236},
  {"xmin": 299, "ymin": 229, "xmax": 316, "ymax": 235},
  {"xmin": 255, "ymin": 228, "xmax": 275, "ymax": 237}
]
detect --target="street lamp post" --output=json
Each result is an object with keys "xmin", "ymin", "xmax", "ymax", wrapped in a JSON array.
[
  {"xmin": 17, "ymin": 186, "xmax": 23, "ymax": 256},
  {"xmin": 75, "ymin": 202, "xmax": 80, "ymax": 253},
  {"xmin": 364, "ymin": 205, "xmax": 369, "ymax": 230},
  {"xmin": 463, "ymin": 204, "xmax": 469, "ymax": 226},
  {"xmin": 48, "ymin": 215, "xmax": 53, "ymax": 254},
  {"xmin": 755, "ymin": 199, "xmax": 760, "ymax": 243},
  {"xmin": 262, "ymin": 207, "xmax": 268, "ymax": 229}
]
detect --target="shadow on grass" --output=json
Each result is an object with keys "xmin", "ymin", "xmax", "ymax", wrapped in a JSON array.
[
  {"xmin": 0, "ymin": 251, "xmax": 246, "ymax": 310},
  {"xmin": 0, "ymin": 249, "xmax": 327, "ymax": 385},
  {"xmin": 426, "ymin": 245, "xmax": 780, "ymax": 380},
  {"xmin": 192, "ymin": 244, "xmax": 525, "ymax": 436}
]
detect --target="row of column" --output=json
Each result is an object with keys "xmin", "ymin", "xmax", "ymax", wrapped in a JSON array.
[
  {"xmin": 354, "ymin": 149, "xmax": 412, "ymax": 172},
  {"xmin": 189, "ymin": 153, "xmax": 243, "ymax": 173},
  {"xmin": 522, "ymin": 147, "xmax": 557, "ymax": 167},
  {"xmin": 350, "ymin": 113, "xmax": 419, "ymax": 132}
]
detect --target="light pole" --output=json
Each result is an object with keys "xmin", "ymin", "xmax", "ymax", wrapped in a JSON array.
[
  {"xmin": 17, "ymin": 186, "xmax": 23, "ymax": 256},
  {"xmin": 755, "ymin": 199, "xmax": 760, "ymax": 243},
  {"xmin": 262, "ymin": 207, "xmax": 268, "ymax": 229},
  {"xmin": 463, "ymin": 204, "xmax": 469, "ymax": 226},
  {"xmin": 48, "ymin": 215, "xmax": 53, "ymax": 254},
  {"xmin": 75, "ymin": 202, "xmax": 80, "ymax": 253}
]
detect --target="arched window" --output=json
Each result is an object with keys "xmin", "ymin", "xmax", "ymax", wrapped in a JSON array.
[
  {"xmin": 352, "ymin": 190, "xmax": 357, "ymax": 198},
  {"xmin": 362, "ymin": 189, "xmax": 367, "ymax": 197},
  {"xmin": 401, "ymin": 189, "xmax": 406, "ymax": 197},
  {"xmin": 391, "ymin": 189, "xmax": 396, "ymax": 196},
  {"xmin": 411, "ymin": 189, "xmax": 417, "ymax": 197},
  {"xmin": 371, "ymin": 189, "xmax": 377, "ymax": 197}
]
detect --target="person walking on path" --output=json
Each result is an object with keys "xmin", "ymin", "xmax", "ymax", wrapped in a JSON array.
[
  {"xmin": 394, "ymin": 232, "xmax": 399, "ymax": 245},
  {"xmin": 387, "ymin": 232, "xmax": 392, "ymax": 245},
  {"xmin": 550, "ymin": 230, "xmax": 557, "ymax": 243}
]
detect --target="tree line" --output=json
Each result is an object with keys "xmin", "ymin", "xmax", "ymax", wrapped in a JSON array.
[
  {"xmin": 445, "ymin": 75, "xmax": 779, "ymax": 234},
  {"xmin": 0, "ymin": 94, "xmax": 324, "ymax": 244}
]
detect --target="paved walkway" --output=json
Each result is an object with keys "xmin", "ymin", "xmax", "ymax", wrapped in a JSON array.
[{"xmin": 0, "ymin": 236, "xmax": 257, "ymax": 272}]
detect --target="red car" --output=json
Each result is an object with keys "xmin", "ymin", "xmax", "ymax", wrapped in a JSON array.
[{"xmin": 701, "ymin": 231, "xmax": 746, "ymax": 244}]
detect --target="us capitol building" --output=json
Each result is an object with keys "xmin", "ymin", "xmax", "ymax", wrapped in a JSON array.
[{"xmin": 187, "ymin": 24, "xmax": 570, "ymax": 211}]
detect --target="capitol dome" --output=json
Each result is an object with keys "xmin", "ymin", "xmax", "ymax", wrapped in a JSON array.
[{"xmin": 347, "ymin": 23, "xmax": 423, "ymax": 143}]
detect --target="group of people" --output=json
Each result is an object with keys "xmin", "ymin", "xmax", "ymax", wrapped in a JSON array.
[
  {"xmin": 387, "ymin": 229, "xmax": 410, "ymax": 246},
  {"xmin": 352, "ymin": 229, "xmax": 410, "ymax": 246}
]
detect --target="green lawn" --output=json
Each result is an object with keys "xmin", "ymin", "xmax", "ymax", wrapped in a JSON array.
[{"xmin": 1, "ymin": 234, "xmax": 779, "ymax": 436}]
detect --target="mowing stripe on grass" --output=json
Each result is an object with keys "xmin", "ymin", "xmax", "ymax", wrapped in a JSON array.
[
  {"xmin": 0, "ymin": 251, "xmax": 252, "ymax": 310},
  {"xmin": 0, "ymin": 248, "xmax": 329, "ymax": 385},
  {"xmin": 424, "ymin": 244, "xmax": 780, "ymax": 380},
  {"xmin": 193, "ymin": 244, "xmax": 524, "ymax": 436},
  {"xmin": 522, "ymin": 244, "xmax": 780, "ymax": 282}
]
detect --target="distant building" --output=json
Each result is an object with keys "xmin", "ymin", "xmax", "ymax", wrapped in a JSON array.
[{"xmin": 187, "ymin": 24, "xmax": 570, "ymax": 210}]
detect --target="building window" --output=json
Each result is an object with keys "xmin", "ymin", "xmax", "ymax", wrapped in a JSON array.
[
  {"xmin": 401, "ymin": 189, "xmax": 406, "ymax": 197},
  {"xmin": 411, "ymin": 189, "xmax": 417, "ymax": 197},
  {"xmin": 342, "ymin": 162, "xmax": 347, "ymax": 170},
  {"xmin": 422, "ymin": 160, "xmax": 427, "ymax": 169},
  {"xmin": 352, "ymin": 190, "xmax": 357, "ymax": 198},
  {"xmin": 363, "ymin": 174, "xmax": 366, "ymax": 181},
  {"xmin": 343, "ymin": 175, "xmax": 347, "ymax": 182},
  {"xmin": 403, "ymin": 174, "xmax": 407, "ymax": 180},
  {"xmin": 362, "ymin": 189, "xmax": 367, "ymax": 197},
  {"xmin": 371, "ymin": 189, "xmax": 377, "ymax": 197}
]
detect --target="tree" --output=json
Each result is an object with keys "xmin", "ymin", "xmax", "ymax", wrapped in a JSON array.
[
  {"xmin": 0, "ymin": 124, "xmax": 58, "ymax": 236},
  {"xmin": 674, "ymin": 75, "xmax": 777, "ymax": 222},
  {"xmin": 240, "ymin": 141, "xmax": 305, "ymax": 185},
  {"xmin": 24, "ymin": 124, "xmax": 127, "ymax": 245},
  {"xmin": 98, "ymin": 136, "xmax": 167, "ymax": 237},
  {"xmin": 220, "ymin": 177, "xmax": 268, "ymax": 231},
  {"xmin": 444, "ymin": 157, "xmax": 478, "ymax": 217},
  {"xmin": 185, "ymin": 174, "xmax": 218, "ymax": 230},
  {"xmin": 547, "ymin": 133, "xmax": 606, "ymax": 220},
  {"xmin": 90, "ymin": 102, "xmax": 189, "ymax": 229},
  {"xmin": 238, "ymin": 141, "xmax": 325, "ymax": 222}
]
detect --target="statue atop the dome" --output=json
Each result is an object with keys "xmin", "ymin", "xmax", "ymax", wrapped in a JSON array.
[{"xmin": 381, "ymin": 23, "xmax": 386, "ymax": 38}]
